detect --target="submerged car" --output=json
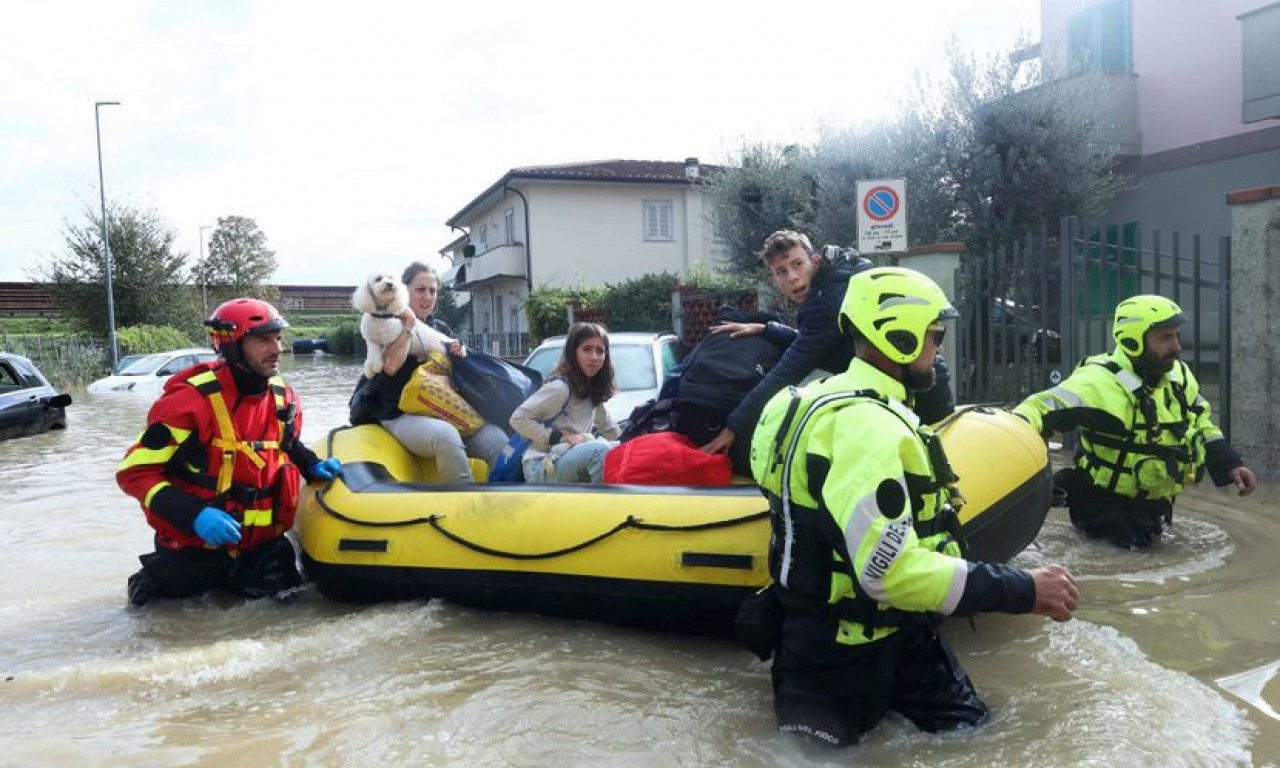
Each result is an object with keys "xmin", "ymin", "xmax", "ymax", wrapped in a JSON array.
[
  {"xmin": 87, "ymin": 347, "xmax": 219, "ymax": 395},
  {"xmin": 112, "ymin": 353, "xmax": 149, "ymax": 375},
  {"xmin": 0, "ymin": 352, "xmax": 71, "ymax": 441},
  {"xmin": 522, "ymin": 332, "xmax": 683, "ymax": 426}
]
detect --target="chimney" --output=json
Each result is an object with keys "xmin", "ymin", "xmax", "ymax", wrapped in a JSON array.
[{"xmin": 684, "ymin": 157, "xmax": 700, "ymax": 180}]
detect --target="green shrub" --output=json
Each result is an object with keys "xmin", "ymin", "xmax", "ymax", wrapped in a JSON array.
[
  {"xmin": 326, "ymin": 318, "xmax": 366, "ymax": 356},
  {"xmin": 601, "ymin": 272, "xmax": 679, "ymax": 332},
  {"xmin": 524, "ymin": 286, "xmax": 605, "ymax": 343},
  {"xmin": 117, "ymin": 325, "xmax": 197, "ymax": 355}
]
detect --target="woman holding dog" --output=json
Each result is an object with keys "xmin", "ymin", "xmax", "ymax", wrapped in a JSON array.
[
  {"xmin": 365, "ymin": 262, "xmax": 508, "ymax": 482},
  {"xmin": 510, "ymin": 322, "xmax": 620, "ymax": 483}
]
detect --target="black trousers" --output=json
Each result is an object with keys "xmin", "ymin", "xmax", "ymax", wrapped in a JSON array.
[
  {"xmin": 771, "ymin": 612, "xmax": 987, "ymax": 748},
  {"xmin": 130, "ymin": 536, "xmax": 302, "ymax": 603},
  {"xmin": 1056, "ymin": 467, "xmax": 1172, "ymax": 549}
]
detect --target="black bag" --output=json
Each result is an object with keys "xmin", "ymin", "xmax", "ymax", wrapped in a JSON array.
[
  {"xmin": 348, "ymin": 374, "xmax": 382, "ymax": 426},
  {"xmin": 735, "ymin": 584, "xmax": 784, "ymax": 661},
  {"xmin": 450, "ymin": 349, "xmax": 543, "ymax": 428},
  {"xmin": 618, "ymin": 397, "xmax": 677, "ymax": 443},
  {"xmin": 676, "ymin": 307, "xmax": 782, "ymax": 415}
]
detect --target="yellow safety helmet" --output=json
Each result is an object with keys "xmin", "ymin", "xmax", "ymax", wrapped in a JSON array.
[
  {"xmin": 1112, "ymin": 294, "xmax": 1186, "ymax": 357},
  {"xmin": 839, "ymin": 267, "xmax": 959, "ymax": 364}
]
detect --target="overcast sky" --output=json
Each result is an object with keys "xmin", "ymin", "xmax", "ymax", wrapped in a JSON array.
[{"xmin": 0, "ymin": 0, "xmax": 1038, "ymax": 285}]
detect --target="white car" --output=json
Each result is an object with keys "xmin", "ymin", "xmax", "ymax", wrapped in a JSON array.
[
  {"xmin": 87, "ymin": 347, "xmax": 219, "ymax": 395},
  {"xmin": 522, "ymin": 332, "xmax": 683, "ymax": 426}
]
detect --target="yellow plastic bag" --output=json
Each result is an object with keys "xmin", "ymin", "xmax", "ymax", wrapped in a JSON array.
[{"xmin": 398, "ymin": 353, "xmax": 486, "ymax": 436}]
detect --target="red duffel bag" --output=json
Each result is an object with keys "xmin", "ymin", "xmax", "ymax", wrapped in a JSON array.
[{"xmin": 604, "ymin": 431, "xmax": 733, "ymax": 486}]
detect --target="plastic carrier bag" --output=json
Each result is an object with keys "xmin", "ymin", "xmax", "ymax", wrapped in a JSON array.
[
  {"xmin": 397, "ymin": 352, "xmax": 486, "ymax": 436},
  {"xmin": 488, "ymin": 432, "xmax": 532, "ymax": 482}
]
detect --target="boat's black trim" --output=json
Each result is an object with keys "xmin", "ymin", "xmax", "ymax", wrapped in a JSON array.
[
  {"xmin": 302, "ymin": 553, "xmax": 751, "ymax": 638},
  {"xmin": 958, "ymin": 464, "xmax": 1053, "ymax": 563}
]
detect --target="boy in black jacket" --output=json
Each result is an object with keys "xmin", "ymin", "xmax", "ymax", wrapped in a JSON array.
[{"xmin": 700, "ymin": 230, "xmax": 954, "ymax": 462}]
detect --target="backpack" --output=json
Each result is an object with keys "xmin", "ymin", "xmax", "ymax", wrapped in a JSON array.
[
  {"xmin": 675, "ymin": 307, "xmax": 782, "ymax": 414},
  {"xmin": 618, "ymin": 397, "xmax": 677, "ymax": 443}
]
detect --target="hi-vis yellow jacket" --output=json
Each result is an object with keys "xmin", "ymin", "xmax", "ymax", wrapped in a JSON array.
[
  {"xmin": 1014, "ymin": 350, "xmax": 1227, "ymax": 501},
  {"xmin": 751, "ymin": 359, "xmax": 1031, "ymax": 646}
]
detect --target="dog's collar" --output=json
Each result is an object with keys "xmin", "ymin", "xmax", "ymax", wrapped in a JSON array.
[{"xmin": 370, "ymin": 311, "xmax": 397, "ymax": 319}]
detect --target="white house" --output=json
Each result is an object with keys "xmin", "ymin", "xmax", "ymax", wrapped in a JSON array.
[{"xmin": 439, "ymin": 157, "xmax": 728, "ymax": 357}]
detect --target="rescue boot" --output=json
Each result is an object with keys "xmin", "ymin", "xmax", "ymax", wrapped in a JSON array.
[{"xmin": 127, "ymin": 568, "xmax": 155, "ymax": 607}]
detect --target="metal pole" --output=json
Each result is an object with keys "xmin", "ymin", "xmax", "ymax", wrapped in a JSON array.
[
  {"xmin": 95, "ymin": 100, "xmax": 121, "ymax": 370},
  {"xmin": 198, "ymin": 225, "xmax": 213, "ymax": 313}
]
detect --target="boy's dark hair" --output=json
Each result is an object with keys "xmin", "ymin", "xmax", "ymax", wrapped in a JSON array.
[
  {"xmin": 553, "ymin": 322, "xmax": 617, "ymax": 406},
  {"xmin": 758, "ymin": 230, "xmax": 815, "ymax": 263}
]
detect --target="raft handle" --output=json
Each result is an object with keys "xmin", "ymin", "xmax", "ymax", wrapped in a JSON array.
[
  {"xmin": 681, "ymin": 552, "xmax": 754, "ymax": 570},
  {"xmin": 338, "ymin": 538, "xmax": 390, "ymax": 553}
]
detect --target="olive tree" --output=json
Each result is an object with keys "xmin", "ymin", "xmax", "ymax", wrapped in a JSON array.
[{"xmin": 705, "ymin": 39, "xmax": 1124, "ymax": 276}]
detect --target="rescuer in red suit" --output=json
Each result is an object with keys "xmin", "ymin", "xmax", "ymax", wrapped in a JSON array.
[{"xmin": 117, "ymin": 298, "xmax": 342, "ymax": 605}]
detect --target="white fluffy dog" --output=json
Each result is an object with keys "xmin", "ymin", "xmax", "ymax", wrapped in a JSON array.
[{"xmin": 352, "ymin": 270, "xmax": 453, "ymax": 378}]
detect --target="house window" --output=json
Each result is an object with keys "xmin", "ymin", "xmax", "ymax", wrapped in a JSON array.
[
  {"xmin": 478, "ymin": 224, "xmax": 488, "ymax": 253},
  {"xmin": 504, "ymin": 207, "xmax": 516, "ymax": 245},
  {"xmin": 1069, "ymin": 0, "xmax": 1131, "ymax": 75},
  {"xmin": 643, "ymin": 199, "xmax": 674, "ymax": 241},
  {"xmin": 1241, "ymin": 3, "xmax": 1280, "ymax": 123}
]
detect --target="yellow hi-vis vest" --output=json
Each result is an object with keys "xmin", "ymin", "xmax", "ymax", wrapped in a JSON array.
[
  {"xmin": 750, "ymin": 360, "xmax": 967, "ymax": 646},
  {"xmin": 1014, "ymin": 352, "xmax": 1220, "ymax": 501}
]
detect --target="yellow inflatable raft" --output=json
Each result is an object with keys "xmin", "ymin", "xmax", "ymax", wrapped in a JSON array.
[{"xmin": 297, "ymin": 406, "xmax": 1051, "ymax": 636}]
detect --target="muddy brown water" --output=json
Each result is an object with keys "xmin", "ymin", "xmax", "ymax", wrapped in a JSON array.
[{"xmin": 1, "ymin": 354, "xmax": 1276, "ymax": 766}]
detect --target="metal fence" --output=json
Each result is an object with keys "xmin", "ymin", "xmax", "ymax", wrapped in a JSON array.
[
  {"xmin": 0, "ymin": 332, "xmax": 107, "ymax": 387},
  {"xmin": 956, "ymin": 216, "xmax": 1232, "ymax": 432}
]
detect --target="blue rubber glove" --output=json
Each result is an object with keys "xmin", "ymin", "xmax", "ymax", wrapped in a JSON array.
[
  {"xmin": 193, "ymin": 507, "xmax": 242, "ymax": 547},
  {"xmin": 310, "ymin": 457, "xmax": 343, "ymax": 480}
]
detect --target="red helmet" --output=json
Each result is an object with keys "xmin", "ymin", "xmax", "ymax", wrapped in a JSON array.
[{"xmin": 205, "ymin": 298, "xmax": 289, "ymax": 353}]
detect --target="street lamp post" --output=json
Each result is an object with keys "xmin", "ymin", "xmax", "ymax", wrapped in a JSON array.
[
  {"xmin": 198, "ymin": 225, "xmax": 214, "ymax": 313},
  {"xmin": 94, "ymin": 100, "xmax": 121, "ymax": 370}
]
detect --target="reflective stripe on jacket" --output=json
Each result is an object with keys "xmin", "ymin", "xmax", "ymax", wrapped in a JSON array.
[
  {"xmin": 117, "ymin": 361, "xmax": 303, "ymax": 551},
  {"xmin": 750, "ymin": 358, "xmax": 967, "ymax": 646},
  {"xmin": 1013, "ymin": 350, "xmax": 1222, "ymax": 501}
]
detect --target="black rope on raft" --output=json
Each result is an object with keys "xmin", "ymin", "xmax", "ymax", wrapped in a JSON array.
[
  {"xmin": 315, "ymin": 481, "xmax": 769, "ymax": 561},
  {"xmin": 422, "ymin": 510, "xmax": 770, "ymax": 561}
]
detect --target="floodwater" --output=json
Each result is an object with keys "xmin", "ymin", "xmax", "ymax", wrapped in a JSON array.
[{"xmin": 2, "ymin": 354, "xmax": 1278, "ymax": 767}]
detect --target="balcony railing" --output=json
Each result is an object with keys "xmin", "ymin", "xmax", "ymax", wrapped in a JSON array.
[
  {"xmin": 457, "ymin": 243, "xmax": 527, "ymax": 288},
  {"xmin": 461, "ymin": 331, "xmax": 531, "ymax": 360}
]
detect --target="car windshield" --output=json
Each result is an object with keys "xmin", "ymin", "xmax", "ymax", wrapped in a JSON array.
[
  {"xmin": 112, "ymin": 354, "xmax": 147, "ymax": 374},
  {"xmin": 612, "ymin": 345, "xmax": 656, "ymax": 391},
  {"xmin": 523, "ymin": 348, "xmax": 559, "ymax": 379},
  {"xmin": 524, "ymin": 342, "xmax": 657, "ymax": 392},
  {"xmin": 119, "ymin": 354, "xmax": 169, "ymax": 376}
]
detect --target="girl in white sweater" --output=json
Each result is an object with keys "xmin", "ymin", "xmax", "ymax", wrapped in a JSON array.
[{"xmin": 509, "ymin": 323, "xmax": 620, "ymax": 483}]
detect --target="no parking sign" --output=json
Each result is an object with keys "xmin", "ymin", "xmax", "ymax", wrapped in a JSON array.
[{"xmin": 856, "ymin": 179, "xmax": 907, "ymax": 253}]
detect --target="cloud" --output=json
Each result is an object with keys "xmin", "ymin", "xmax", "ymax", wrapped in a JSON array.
[{"xmin": 0, "ymin": 0, "xmax": 1036, "ymax": 285}]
